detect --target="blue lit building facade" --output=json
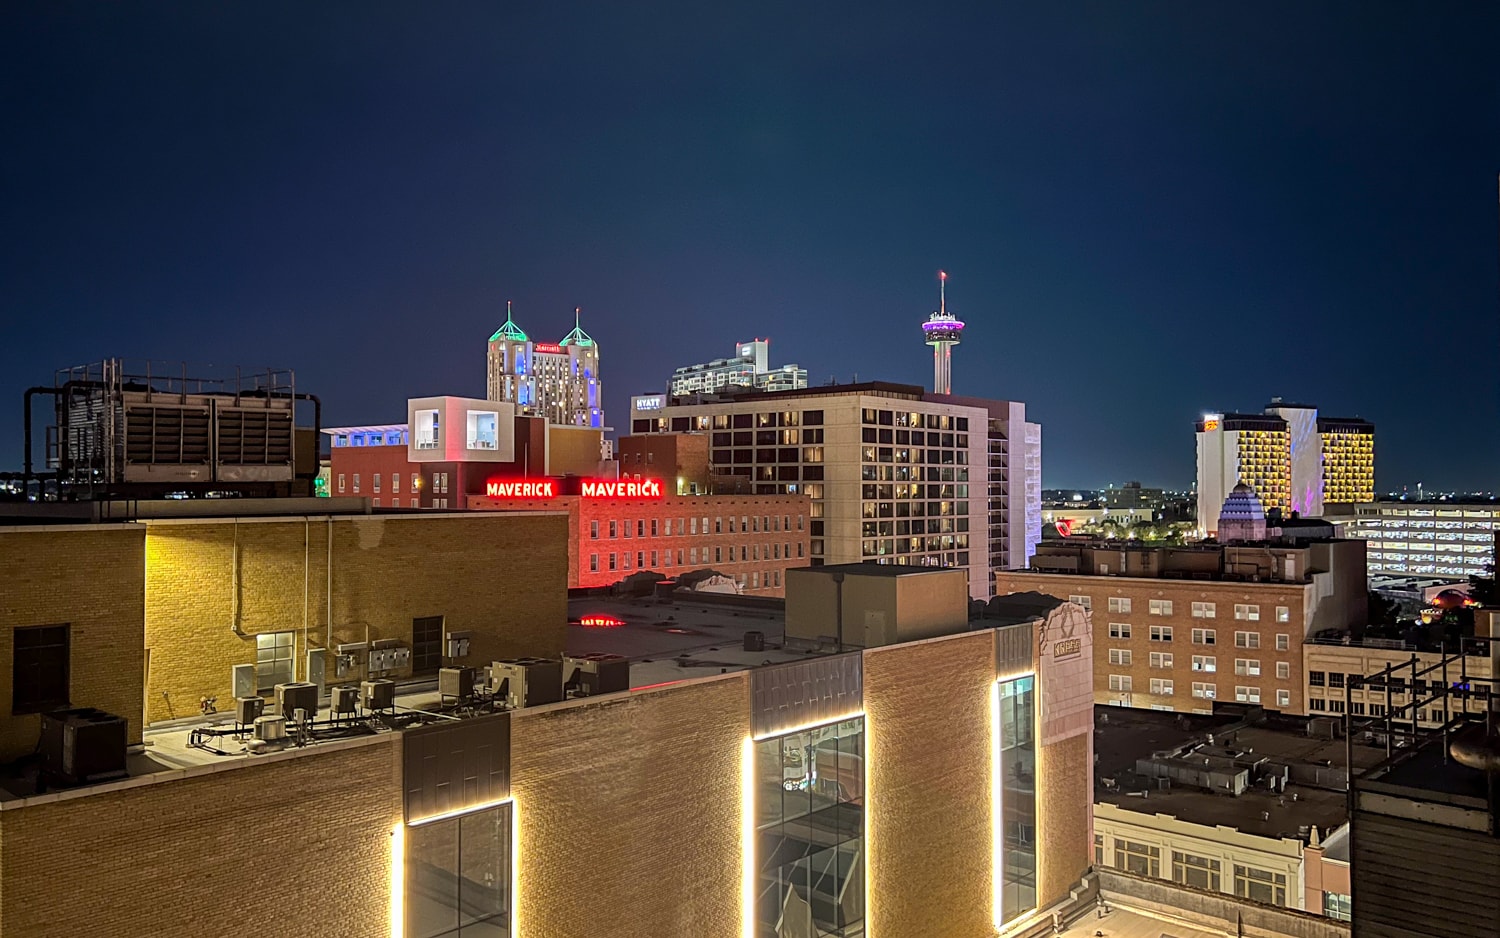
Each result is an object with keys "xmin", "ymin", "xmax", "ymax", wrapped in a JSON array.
[{"xmin": 486, "ymin": 303, "xmax": 604, "ymax": 428}]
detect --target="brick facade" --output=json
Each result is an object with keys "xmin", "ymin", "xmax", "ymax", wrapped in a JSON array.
[
  {"xmin": 0, "ymin": 525, "xmax": 146, "ymax": 761},
  {"xmin": 510, "ymin": 675, "xmax": 750, "ymax": 938},
  {"xmin": 617, "ymin": 432, "xmax": 712, "ymax": 493},
  {"xmin": 470, "ymin": 492, "xmax": 811, "ymax": 597},
  {"xmin": 0, "ymin": 736, "xmax": 399, "ymax": 938},
  {"xmin": 144, "ymin": 512, "xmax": 568, "ymax": 723},
  {"xmin": 997, "ymin": 572, "xmax": 1311, "ymax": 716},
  {"xmin": 0, "ymin": 529, "xmax": 1097, "ymax": 937},
  {"xmin": 864, "ymin": 631, "xmax": 995, "ymax": 937}
]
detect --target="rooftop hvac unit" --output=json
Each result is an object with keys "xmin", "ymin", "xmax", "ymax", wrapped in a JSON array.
[
  {"xmin": 39, "ymin": 708, "xmax": 128, "ymax": 786},
  {"xmin": 329, "ymin": 685, "xmax": 358, "ymax": 715},
  {"xmin": 492, "ymin": 657, "xmax": 563, "ymax": 709},
  {"xmin": 254, "ymin": 714, "xmax": 287, "ymax": 741},
  {"xmin": 439, "ymin": 667, "xmax": 476, "ymax": 703},
  {"xmin": 235, "ymin": 696, "xmax": 264, "ymax": 725},
  {"xmin": 275, "ymin": 682, "xmax": 319, "ymax": 720},
  {"xmin": 562, "ymin": 653, "xmax": 630, "ymax": 698},
  {"xmin": 743, "ymin": 630, "xmax": 766, "ymax": 652},
  {"xmin": 361, "ymin": 679, "xmax": 396, "ymax": 712}
]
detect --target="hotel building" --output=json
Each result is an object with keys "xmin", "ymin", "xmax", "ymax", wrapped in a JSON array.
[
  {"xmin": 486, "ymin": 304, "xmax": 604, "ymax": 428},
  {"xmin": 668, "ymin": 338, "xmax": 808, "ymax": 397},
  {"xmin": 629, "ymin": 381, "xmax": 1042, "ymax": 601},
  {"xmin": 0, "ymin": 504, "xmax": 1095, "ymax": 938},
  {"xmin": 1196, "ymin": 401, "xmax": 1374, "ymax": 535}
]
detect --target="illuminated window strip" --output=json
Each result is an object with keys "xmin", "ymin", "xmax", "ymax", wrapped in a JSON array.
[
  {"xmin": 391, "ymin": 798, "xmax": 519, "ymax": 938},
  {"xmin": 406, "ymin": 796, "xmax": 514, "ymax": 827},
  {"xmin": 992, "ymin": 670, "xmax": 1036, "ymax": 931},
  {"xmin": 743, "ymin": 713, "xmax": 868, "ymax": 935},
  {"xmin": 749, "ymin": 711, "xmax": 865, "ymax": 742}
]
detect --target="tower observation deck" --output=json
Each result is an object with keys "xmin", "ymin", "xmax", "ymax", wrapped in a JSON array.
[{"xmin": 922, "ymin": 270, "xmax": 964, "ymax": 394}]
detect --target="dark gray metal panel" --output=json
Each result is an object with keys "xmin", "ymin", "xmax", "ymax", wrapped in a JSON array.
[
  {"xmin": 1351, "ymin": 810, "xmax": 1500, "ymax": 938},
  {"xmin": 750, "ymin": 653, "xmax": 862, "ymax": 738},
  {"xmin": 402, "ymin": 710, "xmax": 510, "ymax": 823},
  {"xmin": 993, "ymin": 622, "xmax": 1034, "ymax": 676}
]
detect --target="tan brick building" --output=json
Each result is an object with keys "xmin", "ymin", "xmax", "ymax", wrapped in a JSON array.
[
  {"xmin": 0, "ymin": 513, "xmax": 1095, "ymax": 937},
  {"xmin": 1303, "ymin": 640, "xmax": 1496, "ymax": 724},
  {"xmin": 996, "ymin": 538, "xmax": 1367, "ymax": 716},
  {"xmin": 0, "ymin": 524, "xmax": 146, "ymax": 762},
  {"xmin": 143, "ymin": 511, "xmax": 570, "ymax": 724}
]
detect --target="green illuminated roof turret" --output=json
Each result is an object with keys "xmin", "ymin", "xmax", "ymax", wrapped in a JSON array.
[
  {"xmin": 559, "ymin": 306, "xmax": 594, "ymax": 347},
  {"xmin": 489, "ymin": 301, "xmax": 529, "ymax": 343}
]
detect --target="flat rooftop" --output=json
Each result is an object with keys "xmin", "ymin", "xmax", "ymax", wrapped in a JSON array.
[
  {"xmin": 1095, "ymin": 707, "xmax": 1382, "ymax": 840},
  {"xmin": 565, "ymin": 594, "xmax": 819, "ymax": 687},
  {"xmin": 790, "ymin": 562, "xmax": 958, "ymax": 578},
  {"xmin": 977, "ymin": 590, "xmax": 1066, "ymax": 627},
  {"xmin": 0, "ymin": 594, "xmax": 818, "ymax": 808},
  {"xmin": 1359, "ymin": 728, "xmax": 1494, "ymax": 805},
  {"xmin": 1059, "ymin": 905, "xmax": 1220, "ymax": 938}
]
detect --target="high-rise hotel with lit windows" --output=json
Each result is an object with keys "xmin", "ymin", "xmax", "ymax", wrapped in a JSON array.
[
  {"xmin": 486, "ymin": 303, "xmax": 604, "ymax": 428},
  {"xmin": 629, "ymin": 381, "xmax": 1041, "ymax": 600},
  {"xmin": 1197, "ymin": 400, "xmax": 1373, "ymax": 536}
]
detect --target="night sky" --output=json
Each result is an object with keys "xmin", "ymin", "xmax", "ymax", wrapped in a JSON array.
[{"xmin": 3, "ymin": 3, "xmax": 1497, "ymax": 491}]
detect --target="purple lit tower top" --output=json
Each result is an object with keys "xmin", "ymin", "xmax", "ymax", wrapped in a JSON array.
[{"xmin": 923, "ymin": 270, "xmax": 964, "ymax": 394}]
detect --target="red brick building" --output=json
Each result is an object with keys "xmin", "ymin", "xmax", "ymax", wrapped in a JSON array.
[
  {"xmin": 324, "ymin": 419, "xmax": 549, "ymax": 509},
  {"xmin": 615, "ymin": 432, "xmax": 711, "ymax": 493},
  {"xmin": 469, "ymin": 487, "xmax": 811, "ymax": 596}
]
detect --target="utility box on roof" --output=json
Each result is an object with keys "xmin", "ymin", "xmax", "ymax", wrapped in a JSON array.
[{"xmin": 785, "ymin": 563, "xmax": 969, "ymax": 649}]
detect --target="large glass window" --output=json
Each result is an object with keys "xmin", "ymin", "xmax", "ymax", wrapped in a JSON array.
[
  {"xmin": 1323, "ymin": 891, "xmax": 1352, "ymax": 921},
  {"xmin": 406, "ymin": 803, "xmax": 512, "ymax": 937},
  {"xmin": 466, "ymin": 410, "xmax": 499, "ymax": 450},
  {"xmin": 997, "ymin": 675, "xmax": 1037, "ymax": 924},
  {"xmin": 415, "ymin": 409, "xmax": 441, "ymax": 449},
  {"xmin": 1172, "ymin": 851, "xmax": 1221, "ymax": 891},
  {"xmin": 1234, "ymin": 864, "xmax": 1287, "ymax": 905},
  {"xmin": 1115, "ymin": 839, "xmax": 1160, "ymax": 877},
  {"xmin": 755, "ymin": 716, "xmax": 865, "ymax": 937}
]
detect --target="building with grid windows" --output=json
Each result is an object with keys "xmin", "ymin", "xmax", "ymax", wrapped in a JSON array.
[
  {"xmin": 996, "ymin": 535, "xmax": 1368, "ymax": 715},
  {"xmin": 1319, "ymin": 418, "xmax": 1376, "ymax": 504},
  {"xmin": 668, "ymin": 338, "xmax": 808, "ymax": 397},
  {"xmin": 629, "ymin": 381, "xmax": 1041, "ymax": 600},
  {"xmin": 1326, "ymin": 500, "xmax": 1499, "ymax": 577},
  {"xmin": 1092, "ymin": 707, "xmax": 1364, "ymax": 920},
  {"xmin": 485, "ymin": 303, "xmax": 604, "ymax": 428},
  {"xmin": 1196, "ymin": 402, "xmax": 1375, "ymax": 536}
]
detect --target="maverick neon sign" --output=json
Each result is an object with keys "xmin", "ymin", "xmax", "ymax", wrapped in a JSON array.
[
  {"xmin": 581, "ymin": 479, "xmax": 662, "ymax": 499},
  {"xmin": 483, "ymin": 478, "xmax": 663, "ymax": 500},
  {"xmin": 484, "ymin": 480, "xmax": 557, "ymax": 498}
]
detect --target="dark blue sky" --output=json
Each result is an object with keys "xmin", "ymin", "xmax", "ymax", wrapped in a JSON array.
[{"xmin": 3, "ymin": 3, "xmax": 1497, "ymax": 490}]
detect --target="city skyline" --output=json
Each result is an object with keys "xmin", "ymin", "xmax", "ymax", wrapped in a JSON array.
[{"xmin": 3, "ymin": 3, "xmax": 1497, "ymax": 492}]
